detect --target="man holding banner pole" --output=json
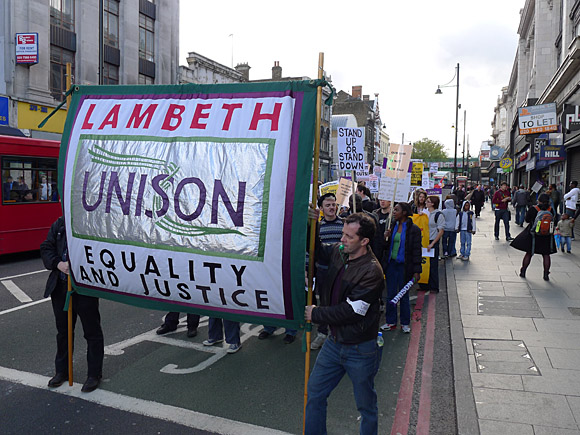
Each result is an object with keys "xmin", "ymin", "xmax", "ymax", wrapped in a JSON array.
[
  {"xmin": 304, "ymin": 212, "xmax": 384, "ymax": 434},
  {"xmin": 40, "ymin": 217, "xmax": 104, "ymax": 393}
]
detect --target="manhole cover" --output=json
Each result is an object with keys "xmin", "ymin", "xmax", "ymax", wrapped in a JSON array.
[{"xmin": 472, "ymin": 339, "xmax": 540, "ymax": 376}]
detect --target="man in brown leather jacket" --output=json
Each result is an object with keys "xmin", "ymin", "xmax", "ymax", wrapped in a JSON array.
[{"xmin": 304, "ymin": 212, "xmax": 384, "ymax": 435}]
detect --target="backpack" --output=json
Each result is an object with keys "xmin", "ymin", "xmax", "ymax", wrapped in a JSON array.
[{"xmin": 531, "ymin": 206, "xmax": 554, "ymax": 236}]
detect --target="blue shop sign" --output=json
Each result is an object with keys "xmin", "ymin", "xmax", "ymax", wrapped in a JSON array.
[
  {"xmin": 0, "ymin": 96, "xmax": 8, "ymax": 126},
  {"xmin": 539, "ymin": 133, "xmax": 565, "ymax": 161}
]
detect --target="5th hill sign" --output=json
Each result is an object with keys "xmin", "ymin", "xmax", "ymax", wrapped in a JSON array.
[{"xmin": 518, "ymin": 103, "xmax": 558, "ymax": 135}]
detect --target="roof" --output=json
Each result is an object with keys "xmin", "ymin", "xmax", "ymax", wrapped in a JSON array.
[{"xmin": 331, "ymin": 114, "xmax": 358, "ymax": 129}]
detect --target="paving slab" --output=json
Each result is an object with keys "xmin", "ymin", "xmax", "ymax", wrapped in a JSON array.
[
  {"xmin": 461, "ymin": 314, "xmax": 536, "ymax": 331},
  {"xmin": 470, "ymin": 373, "xmax": 524, "ymax": 390},
  {"xmin": 479, "ymin": 419, "xmax": 533, "ymax": 435},
  {"xmin": 473, "ymin": 388, "xmax": 577, "ymax": 429},
  {"xmin": 545, "ymin": 348, "xmax": 580, "ymax": 370},
  {"xmin": 533, "ymin": 427, "xmax": 580, "ymax": 435},
  {"xmin": 464, "ymin": 328, "xmax": 513, "ymax": 340},
  {"xmin": 512, "ymin": 331, "xmax": 580, "ymax": 350},
  {"xmin": 522, "ymin": 370, "xmax": 580, "ymax": 396},
  {"xmin": 533, "ymin": 318, "xmax": 580, "ymax": 333}
]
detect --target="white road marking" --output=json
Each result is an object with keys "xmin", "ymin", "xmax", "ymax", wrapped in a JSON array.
[
  {"xmin": 0, "ymin": 365, "xmax": 292, "ymax": 435},
  {"xmin": 0, "ymin": 297, "xmax": 50, "ymax": 316},
  {"xmin": 0, "ymin": 269, "xmax": 48, "ymax": 281},
  {"xmin": 106, "ymin": 317, "xmax": 264, "ymax": 375},
  {"xmin": 1, "ymin": 280, "xmax": 33, "ymax": 303}
]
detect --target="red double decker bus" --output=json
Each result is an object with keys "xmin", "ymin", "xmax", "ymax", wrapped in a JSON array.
[{"xmin": 0, "ymin": 135, "xmax": 62, "ymax": 255}]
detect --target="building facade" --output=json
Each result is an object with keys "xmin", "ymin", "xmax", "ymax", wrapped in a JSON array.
[{"xmin": 0, "ymin": 0, "xmax": 179, "ymax": 140}]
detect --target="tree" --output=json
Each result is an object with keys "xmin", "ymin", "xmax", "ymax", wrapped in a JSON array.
[{"xmin": 411, "ymin": 138, "xmax": 448, "ymax": 161}]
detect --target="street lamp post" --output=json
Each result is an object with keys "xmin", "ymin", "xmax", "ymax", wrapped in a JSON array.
[{"xmin": 435, "ymin": 63, "xmax": 460, "ymax": 188}]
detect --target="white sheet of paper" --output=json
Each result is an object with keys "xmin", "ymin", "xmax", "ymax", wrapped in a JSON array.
[{"xmin": 422, "ymin": 247, "xmax": 435, "ymax": 257}]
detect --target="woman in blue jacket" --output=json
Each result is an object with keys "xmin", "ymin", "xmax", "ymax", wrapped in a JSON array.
[{"xmin": 382, "ymin": 202, "xmax": 423, "ymax": 333}]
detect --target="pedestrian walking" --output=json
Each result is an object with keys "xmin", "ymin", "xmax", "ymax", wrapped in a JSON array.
[
  {"xmin": 564, "ymin": 180, "xmax": 580, "ymax": 240},
  {"xmin": 203, "ymin": 318, "xmax": 242, "ymax": 353},
  {"xmin": 471, "ymin": 185, "xmax": 485, "ymax": 217},
  {"xmin": 441, "ymin": 198, "xmax": 458, "ymax": 257},
  {"xmin": 382, "ymin": 202, "xmax": 422, "ymax": 332},
  {"xmin": 556, "ymin": 213, "xmax": 574, "ymax": 254},
  {"xmin": 456, "ymin": 200, "xmax": 476, "ymax": 261},
  {"xmin": 304, "ymin": 212, "xmax": 384, "ymax": 435},
  {"xmin": 492, "ymin": 182, "xmax": 514, "ymax": 241},
  {"xmin": 510, "ymin": 193, "xmax": 556, "ymax": 281},
  {"xmin": 156, "ymin": 312, "xmax": 200, "ymax": 337},
  {"xmin": 426, "ymin": 196, "xmax": 445, "ymax": 292},
  {"xmin": 513, "ymin": 185, "xmax": 530, "ymax": 227}
]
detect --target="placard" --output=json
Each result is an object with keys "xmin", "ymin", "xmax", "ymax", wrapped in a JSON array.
[
  {"xmin": 385, "ymin": 143, "xmax": 413, "ymax": 179},
  {"xmin": 337, "ymin": 127, "xmax": 366, "ymax": 171}
]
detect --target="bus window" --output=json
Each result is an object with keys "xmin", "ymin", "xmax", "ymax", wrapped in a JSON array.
[{"xmin": 1, "ymin": 156, "xmax": 58, "ymax": 204}]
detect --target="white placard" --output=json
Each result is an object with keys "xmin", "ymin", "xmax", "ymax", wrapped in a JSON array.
[
  {"xmin": 337, "ymin": 127, "xmax": 366, "ymax": 171},
  {"xmin": 378, "ymin": 173, "xmax": 412, "ymax": 202}
]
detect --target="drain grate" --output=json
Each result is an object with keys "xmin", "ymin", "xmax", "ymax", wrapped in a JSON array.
[
  {"xmin": 472, "ymin": 339, "xmax": 540, "ymax": 376},
  {"xmin": 477, "ymin": 281, "xmax": 543, "ymax": 318}
]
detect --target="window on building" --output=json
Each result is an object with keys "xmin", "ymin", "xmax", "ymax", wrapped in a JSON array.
[
  {"xmin": 50, "ymin": 0, "xmax": 75, "ymax": 31},
  {"xmin": 139, "ymin": 13, "xmax": 155, "ymax": 62},
  {"xmin": 104, "ymin": 0, "xmax": 119, "ymax": 48},
  {"xmin": 50, "ymin": 46, "xmax": 75, "ymax": 101},
  {"xmin": 139, "ymin": 74, "xmax": 154, "ymax": 85},
  {"xmin": 103, "ymin": 63, "xmax": 119, "ymax": 85}
]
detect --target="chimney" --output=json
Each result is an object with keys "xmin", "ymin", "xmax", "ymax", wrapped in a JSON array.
[
  {"xmin": 363, "ymin": 95, "xmax": 369, "ymax": 102},
  {"xmin": 234, "ymin": 63, "xmax": 251, "ymax": 82},
  {"xmin": 272, "ymin": 61, "xmax": 282, "ymax": 80},
  {"xmin": 352, "ymin": 86, "xmax": 362, "ymax": 99}
]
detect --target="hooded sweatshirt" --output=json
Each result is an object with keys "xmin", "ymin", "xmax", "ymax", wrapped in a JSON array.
[
  {"xmin": 456, "ymin": 200, "xmax": 476, "ymax": 232},
  {"xmin": 442, "ymin": 199, "xmax": 458, "ymax": 231}
]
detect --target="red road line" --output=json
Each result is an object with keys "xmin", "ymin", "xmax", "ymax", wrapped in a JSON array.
[
  {"xmin": 390, "ymin": 291, "xmax": 425, "ymax": 435},
  {"xmin": 415, "ymin": 292, "xmax": 437, "ymax": 435}
]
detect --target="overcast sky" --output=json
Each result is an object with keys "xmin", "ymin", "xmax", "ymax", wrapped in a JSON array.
[{"xmin": 179, "ymin": 1, "xmax": 523, "ymax": 157}]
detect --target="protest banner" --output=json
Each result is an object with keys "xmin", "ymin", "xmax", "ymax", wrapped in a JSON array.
[
  {"xmin": 429, "ymin": 162, "xmax": 439, "ymax": 173},
  {"xmin": 378, "ymin": 172, "xmax": 412, "ymax": 202},
  {"xmin": 337, "ymin": 127, "xmax": 365, "ymax": 171},
  {"xmin": 385, "ymin": 143, "xmax": 413, "ymax": 179},
  {"xmin": 58, "ymin": 81, "xmax": 319, "ymax": 329},
  {"xmin": 367, "ymin": 174, "xmax": 379, "ymax": 194},
  {"xmin": 412, "ymin": 213, "xmax": 430, "ymax": 284},
  {"xmin": 319, "ymin": 180, "xmax": 339, "ymax": 197},
  {"xmin": 421, "ymin": 172, "xmax": 430, "ymax": 189},
  {"xmin": 335, "ymin": 177, "xmax": 352, "ymax": 206},
  {"xmin": 426, "ymin": 188, "xmax": 443, "ymax": 209},
  {"xmin": 410, "ymin": 162, "xmax": 424, "ymax": 186},
  {"xmin": 373, "ymin": 165, "xmax": 383, "ymax": 178},
  {"xmin": 355, "ymin": 168, "xmax": 370, "ymax": 182}
]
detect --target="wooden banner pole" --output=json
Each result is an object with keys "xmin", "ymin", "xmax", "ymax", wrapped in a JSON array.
[
  {"xmin": 66, "ymin": 62, "xmax": 74, "ymax": 387},
  {"xmin": 303, "ymin": 52, "xmax": 324, "ymax": 433}
]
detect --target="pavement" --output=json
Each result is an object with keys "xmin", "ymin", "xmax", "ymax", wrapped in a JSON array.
[{"xmin": 448, "ymin": 203, "xmax": 580, "ymax": 435}]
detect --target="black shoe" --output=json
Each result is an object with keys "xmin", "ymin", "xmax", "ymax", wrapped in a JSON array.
[
  {"xmin": 507, "ymin": 237, "xmax": 514, "ymax": 242},
  {"xmin": 258, "ymin": 330, "xmax": 272, "ymax": 340},
  {"xmin": 187, "ymin": 327, "xmax": 198, "ymax": 338},
  {"xmin": 568, "ymin": 251, "xmax": 572, "ymax": 254},
  {"xmin": 283, "ymin": 334, "xmax": 296, "ymax": 344},
  {"xmin": 48, "ymin": 373, "xmax": 68, "ymax": 388},
  {"xmin": 495, "ymin": 236, "xmax": 499, "ymax": 240},
  {"xmin": 519, "ymin": 267, "xmax": 526, "ymax": 278},
  {"xmin": 81, "ymin": 376, "xmax": 101, "ymax": 393},
  {"xmin": 543, "ymin": 271, "xmax": 550, "ymax": 281},
  {"xmin": 156, "ymin": 324, "xmax": 177, "ymax": 335}
]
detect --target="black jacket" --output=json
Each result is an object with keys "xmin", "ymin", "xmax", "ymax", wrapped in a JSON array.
[
  {"xmin": 471, "ymin": 189, "xmax": 485, "ymax": 206},
  {"xmin": 385, "ymin": 218, "xmax": 423, "ymax": 282},
  {"xmin": 39, "ymin": 217, "xmax": 67, "ymax": 298},
  {"xmin": 312, "ymin": 243, "xmax": 383, "ymax": 344}
]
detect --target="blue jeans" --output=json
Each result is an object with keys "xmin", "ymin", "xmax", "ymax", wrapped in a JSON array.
[
  {"xmin": 566, "ymin": 208, "xmax": 576, "ymax": 238},
  {"xmin": 494, "ymin": 209, "xmax": 511, "ymax": 238},
  {"xmin": 561, "ymin": 236, "xmax": 572, "ymax": 252},
  {"xmin": 515, "ymin": 206, "xmax": 526, "ymax": 226},
  {"xmin": 263, "ymin": 325, "xmax": 297, "ymax": 336},
  {"xmin": 208, "ymin": 318, "xmax": 240, "ymax": 345},
  {"xmin": 460, "ymin": 230, "xmax": 473, "ymax": 257},
  {"xmin": 385, "ymin": 262, "xmax": 410, "ymax": 326},
  {"xmin": 442, "ymin": 230, "xmax": 457, "ymax": 256},
  {"xmin": 305, "ymin": 337, "xmax": 383, "ymax": 435}
]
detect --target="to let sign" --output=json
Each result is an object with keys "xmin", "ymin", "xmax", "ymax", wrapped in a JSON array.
[
  {"xmin": 518, "ymin": 103, "xmax": 557, "ymax": 135},
  {"xmin": 15, "ymin": 33, "xmax": 39, "ymax": 64}
]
